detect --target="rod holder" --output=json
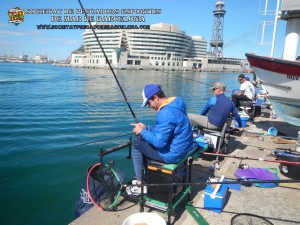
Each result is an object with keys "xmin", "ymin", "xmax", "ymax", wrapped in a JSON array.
[{"xmin": 296, "ymin": 131, "xmax": 300, "ymax": 153}]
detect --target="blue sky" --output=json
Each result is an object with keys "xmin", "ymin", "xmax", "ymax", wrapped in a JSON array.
[{"xmin": 0, "ymin": 0, "xmax": 294, "ymax": 60}]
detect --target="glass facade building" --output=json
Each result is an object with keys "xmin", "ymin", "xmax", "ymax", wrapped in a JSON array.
[{"xmin": 71, "ymin": 23, "xmax": 208, "ymax": 68}]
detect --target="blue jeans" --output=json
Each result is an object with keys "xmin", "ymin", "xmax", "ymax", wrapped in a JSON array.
[{"xmin": 132, "ymin": 140, "xmax": 164, "ymax": 181}]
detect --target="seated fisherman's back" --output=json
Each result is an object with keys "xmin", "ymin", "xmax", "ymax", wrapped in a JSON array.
[{"xmin": 188, "ymin": 82, "xmax": 243, "ymax": 131}]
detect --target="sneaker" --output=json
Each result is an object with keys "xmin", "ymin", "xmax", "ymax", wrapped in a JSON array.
[
  {"xmin": 131, "ymin": 179, "xmax": 145, "ymax": 186},
  {"xmin": 126, "ymin": 185, "xmax": 147, "ymax": 195},
  {"xmin": 126, "ymin": 186, "xmax": 133, "ymax": 195},
  {"xmin": 131, "ymin": 185, "xmax": 148, "ymax": 195},
  {"xmin": 131, "ymin": 179, "xmax": 137, "ymax": 185}
]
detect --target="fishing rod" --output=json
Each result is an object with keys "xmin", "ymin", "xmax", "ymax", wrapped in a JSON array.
[
  {"xmin": 12, "ymin": 132, "xmax": 133, "ymax": 166},
  {"xmin": 123, "ymin": 179, "xmax": 300, "ymax": 187},
  {"xmin": 201, "ymin": 152, "xmax": 300, "ymax": 165},
  {"xmin": 244, "ymin": 131, "xmax": 299, "ymax": 140},
  {"xmin": 181, "ymin": 76, "xmax": 232, "ymax": 93},
  {"xmin": 77, "ymin": 0, "xmax": 139, "ymax": 124}
]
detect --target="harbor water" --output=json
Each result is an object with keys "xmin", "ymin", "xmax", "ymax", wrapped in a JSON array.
[{"xmin": 0, "ymin": 63, "xmax": 250, "ymax": 225}]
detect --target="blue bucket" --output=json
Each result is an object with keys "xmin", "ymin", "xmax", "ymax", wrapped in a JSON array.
[
  {"xmin": 234, "ymin": 116, "xmax": 249, "ymax": 128},
  {"xmin": 268, "ymin": 127, "xmax": 278, "ymax": 136}
]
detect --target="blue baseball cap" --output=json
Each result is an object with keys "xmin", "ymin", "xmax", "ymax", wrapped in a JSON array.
[{"xmin": 141, "ymin": 84, "xmax": 161, "ymax": 108}]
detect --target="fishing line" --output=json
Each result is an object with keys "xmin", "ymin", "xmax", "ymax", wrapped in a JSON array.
[
  {"xmin": 182, "ymin": 76, "xmax": 214, "ymax": 87},
  {"xmin": 201, "ymin": 152, "xmax": 300, "ymax": 165},
  {"xmin": 77, "ymin": 0, "xmax": 139, "ymax": 124},
  {"xmin": 244, "ymin": 131, "xmax": 299, "ymax": 140},
  {"xmin": 181, "ymin": 76, "xmax": 233, "ymax": 93},
  {"xmin": 234, "ymin": 144, "xmax": 281, "ymax": 151},
  {"xmin": 12, "ymin": 133, "xmax": 133, "ymax": 166}
]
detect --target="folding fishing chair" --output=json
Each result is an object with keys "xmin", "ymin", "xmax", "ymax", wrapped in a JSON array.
[
  {"xmin": 195, "ymin": 117, "xmax": 232, "ymax": 154},
  {"xmin": 192, "ymin": 117, "xmax": 232, "ymax": 170}
]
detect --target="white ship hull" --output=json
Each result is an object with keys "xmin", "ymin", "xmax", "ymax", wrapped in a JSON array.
[{"xmin": 246, "ymin": 53, "xmax": 300, "ymax": 125}]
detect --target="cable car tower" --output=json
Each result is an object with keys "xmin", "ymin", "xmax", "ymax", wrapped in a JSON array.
[{"xmin": 209, "ymin": 1, "xmax": 226, "ymax": 58}]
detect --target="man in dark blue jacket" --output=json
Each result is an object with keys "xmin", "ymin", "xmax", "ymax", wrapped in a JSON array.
[
  {"xmin": 188, "ymin": 82, "xmax": 243, "ymax": 131},
  {"xmin": 128, "ymin": 84, "xmax": 194, "ymax": 195}
]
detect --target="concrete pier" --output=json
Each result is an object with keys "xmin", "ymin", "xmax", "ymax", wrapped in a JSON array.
[{"xmin": 70, "ymin": 116, "xmax": 300, "ymax": 225}]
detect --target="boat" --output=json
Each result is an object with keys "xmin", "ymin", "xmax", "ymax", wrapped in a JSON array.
[{"xmin": 245, "ymin": 0, "xmax": 300, "ymax": 126}]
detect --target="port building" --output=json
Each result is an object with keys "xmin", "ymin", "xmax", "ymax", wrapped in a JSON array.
[
  {"xmin": 71, "ymin": 23, "xmax": 208, "ymax": 69},
  {"xmin": 71, "ymin": 23, "xmax": 248, "ymax": 71}
]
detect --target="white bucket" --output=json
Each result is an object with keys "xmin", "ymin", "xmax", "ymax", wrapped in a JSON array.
[{"xmin": 122, "ymin": 212, "xmax": 166, "ymax": 225}]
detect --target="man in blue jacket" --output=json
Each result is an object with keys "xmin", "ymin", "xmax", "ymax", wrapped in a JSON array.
[
  {"xmin": 188, "ymin": 82, "xmax": 243, "ymax": 131},
  {"xmin": 128, "ymin": 84, "xmax": 194, "ymax": 195}
]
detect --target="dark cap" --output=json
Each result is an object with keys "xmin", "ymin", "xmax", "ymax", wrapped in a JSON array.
[{"xmin": 238, "ymin": 74, "xmax": 245, "ymax": 79}]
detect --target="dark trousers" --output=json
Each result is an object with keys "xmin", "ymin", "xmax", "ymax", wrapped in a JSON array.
[{"xmin": 232, "ymin": 94, "xmax": 251, "ymax": 107}]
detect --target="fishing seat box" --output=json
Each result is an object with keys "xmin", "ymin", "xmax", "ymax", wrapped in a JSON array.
[
  {"xmin": 146, "ymin": 145, "xmax": 208, "ymax": 203},
  {"xmin": 204, "ymin": 183, "xmax": 228, "ymax": 213},
  {"xmin": 258, "ymin": 103, "xmax": 271, "ymax": 118},
  {"xmin": 239, "ymin": 100, "xmax": 271, "ymax": 119},
  {"xmin": 146, "ymin": 160, "xmax": 187, "ymax": 203},
  {"xmin": 252, "ymin": 100, "xmax": 271, "ymax": 118}
]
